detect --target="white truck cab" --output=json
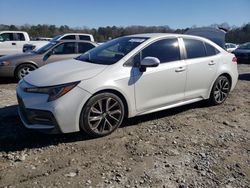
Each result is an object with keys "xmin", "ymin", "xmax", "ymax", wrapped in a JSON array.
[{"xmin": 0, "ymin": 31, "xmax": 30, "ymax": 56}]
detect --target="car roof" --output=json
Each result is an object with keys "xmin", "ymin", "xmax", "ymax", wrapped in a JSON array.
[
  {"xmin": 127, "ymin": 33, "xmax": 209, "ymax": 41},
  {"xmin": 57, "ymin": 40, "xmax": 97, "ymax": 45}
]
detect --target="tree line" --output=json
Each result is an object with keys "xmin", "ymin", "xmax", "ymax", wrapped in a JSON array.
[{"xmin": 0, "ymin": 23, "xmax": 249, "ymax": 43}]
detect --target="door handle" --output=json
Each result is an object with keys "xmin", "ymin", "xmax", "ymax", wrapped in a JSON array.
[
  {"xmin": 208, "ymin": 61, "xmax": 215, "ymax": 65},
  {"xmin": 12, "ymin": 43, "xmax": 16, "ymax": 45},
  {"xmin": 175, "ymin": 67, "xmax": 186, "ymax": 72}
]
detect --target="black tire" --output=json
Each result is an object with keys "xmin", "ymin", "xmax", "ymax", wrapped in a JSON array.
[
  {"xmin": 15, "ymin": 64, "xmax": 37, "ymax": 80},
  {"xmin": 209, "ymin": 75, "xmax": 231, "ymax": 105},
  {"xmin": 80, "ymin": 92, "xmax": 125, "ymax": 137}
]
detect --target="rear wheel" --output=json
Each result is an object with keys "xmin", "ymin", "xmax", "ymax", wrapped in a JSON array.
[
  {"xmin": 209, "ymin": 75, "xmax": 231, "ymax": 105},
  {"xmin": 15, "ymin": 64, "xmax": 36, "ymax": 80},
  {"xmin": 80, "ymin": 93, "xmax": 125, "ymax": 137}
]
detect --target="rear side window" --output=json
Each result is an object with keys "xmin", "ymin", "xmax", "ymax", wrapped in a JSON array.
[
  {"xmin": 16, "ymin": 33, "xmax": 25, "ymax": 41},
  {"xmin": 204, "ymin": 42, "xmax": 219, "ymax": 56},
  {"xmin": 184, "ymin": 39, "xmax": 206, "ymax": 59},
  {"xmin": 78, "ymin": 43, "xmax": 95, "ymax": 53},
  {"xmin": 79, "ymin": 35, "xmax": 91, "ymax": 41},
  {"xmin": 61, "ymin": 35, "xmax": 76, "ymax": 40},
  {"xmin": 0, "ymin": 33, "xmax": 14, "ymax": 41},
  {"xmin": 141, "ymin": 38, "xmax": 180, "ymax": 63}
]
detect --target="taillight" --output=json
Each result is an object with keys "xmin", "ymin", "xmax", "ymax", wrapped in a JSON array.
[{"xmin": 232, "ymin": 57, "xmax": 237, "ymax": 63}]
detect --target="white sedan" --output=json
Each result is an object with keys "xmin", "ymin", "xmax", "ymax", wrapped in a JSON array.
[{"xmin": 16, "ymin": 33, "xmax": 238, "ymax": 137}]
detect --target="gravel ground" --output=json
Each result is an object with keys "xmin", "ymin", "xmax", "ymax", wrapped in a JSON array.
[{"xmin": 0, "ymin": 64, "xmax": 249, "ymax": 188}]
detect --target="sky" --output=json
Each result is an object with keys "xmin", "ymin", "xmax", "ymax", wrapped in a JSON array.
[{"xmin": 0, "ymin": 0, "xmax": 249, "ymax": 29}]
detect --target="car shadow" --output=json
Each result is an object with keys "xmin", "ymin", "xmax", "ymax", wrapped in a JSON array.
[
  {"xmin": 239, "ymin": 73, "xmax": 250, "ymax": 81},
  {"xmin": 0, "ymin": 77, "xmax": 17, "ymax": 84},
  {"xmin": 0, "ymin": 101, "xmax": 209, "ymax": 152}
]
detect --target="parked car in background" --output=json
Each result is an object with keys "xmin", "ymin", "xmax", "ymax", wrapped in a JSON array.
[
  {"xmin": 232, "ymin": 42, "xmax": 250, "ymax": 63},
  {"xmin": 23, "ymin": 33, "xmax": 95, "ymax": 52},
  {"xmin": 225, "ymin": 43, "xmax": 238, "ymax": 53},
  {"xmin": 16, "ymin": 33, "xmax": 238, "ymax": 137},
  {"xmin": 32, "ymin": 37, "xmax": 52, "ymax": 41},
  {"xmin": 0, "ymin": 31, "xmax": 31, "ymax": 56},
  {"xmin": 0, "ymin": 40, "xmax": 97, "ymax": 80}
]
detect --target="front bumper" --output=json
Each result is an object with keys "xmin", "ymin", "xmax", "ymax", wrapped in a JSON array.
[{"xmin": 16, "ymin": 82, "xmax": 92, "ymax": 134}]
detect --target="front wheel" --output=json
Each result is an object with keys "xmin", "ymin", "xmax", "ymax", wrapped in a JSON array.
[
  {"xmin": 80, "ymin": 93, "xmax": 125, "ymax": 137},
  {"xmin": 15, "ymin": 64, "xmax": 36, "ymax": 80},
  {"xmin": 209, "ymin": 75, "xmax": 231, "ymax": 105}
]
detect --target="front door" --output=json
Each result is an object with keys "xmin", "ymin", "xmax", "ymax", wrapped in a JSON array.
[{"xmin": 133, "ymin": 38, "xmax": 187, "ymax": 113}]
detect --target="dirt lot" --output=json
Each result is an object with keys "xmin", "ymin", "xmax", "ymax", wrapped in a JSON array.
[{"xmin": 0, "ymin": 64, "xmax": 249, "ymax": 188}]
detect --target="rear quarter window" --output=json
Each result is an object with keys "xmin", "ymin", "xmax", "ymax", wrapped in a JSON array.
[{"xmin": 204, "ymin": 42, "xmax": 219, "ymax": 56}]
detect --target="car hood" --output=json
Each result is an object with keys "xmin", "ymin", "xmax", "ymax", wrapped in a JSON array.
[
  {"xmin": 0, "ymin": 52, "xmax": 38, "ymax": 62},
  {"xmin": 24, "ymin": 59, "xmax": 107, "ymax": 87}
]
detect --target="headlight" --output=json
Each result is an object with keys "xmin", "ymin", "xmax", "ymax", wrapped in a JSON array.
[
  {"xmin": 25, "ymin": 81, "xmax": 80, "ymax": 102},
  {"xmin": 0, "ymin": 61, "xmax": 12, "ymax": 66}
]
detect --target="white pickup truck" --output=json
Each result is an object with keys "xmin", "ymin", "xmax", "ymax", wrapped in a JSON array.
[
  {"xmin": 23, "ymin": 33, "xmax": 95, "ymax": 52},
  {"xmin": 0, "ymin": 31, "xmax": 31, "ymax": 56}
]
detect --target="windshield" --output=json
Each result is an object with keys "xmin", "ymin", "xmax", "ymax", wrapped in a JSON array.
[
  {"xmin": 76, "ymin": 37, "xmax": 148, "ymax": 65},
  {"xmin": 238, "ymin": 42, "xmax": 250, "ymax": 50},
  {"xmin": 35, "ymin": 42, "xmax": 57, "ymax": 54},
  {"xmin": 50, "ymin": 35, "xmax": 63, "ymax": 42}
]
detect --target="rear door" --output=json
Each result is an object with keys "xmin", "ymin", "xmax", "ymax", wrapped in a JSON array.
[
  {"xmin": 0, "ymin": 32, "xmax": 17, "ymax": 55},
  {"xmin": 77, "ymin": 42, "xmax": 96, "ymax": 54},
  {"xmin": 182, "ymin": 38, "xmax": 220, "ymax": 100},
  {"xmin": 14, "ymin": 33, "xmax": 27, "ymax": 53}
]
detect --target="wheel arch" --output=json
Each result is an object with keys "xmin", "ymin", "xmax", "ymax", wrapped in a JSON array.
[
  {"xmin": 14, "ymin": 62, "xmax": 38, "ymax": 74},
  {"xmin": 91, "ymin": 89, "xmax": 129, "ymax": 119},
  {"xmin": 208, "ymin": 72, "xmax": 233, "ymax": 98}
]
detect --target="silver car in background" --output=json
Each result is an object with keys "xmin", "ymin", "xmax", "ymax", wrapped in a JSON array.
[
  {"xmin": 0, "ymin": 40, "xmax": 97, "ymax": 80},
  {"xmin": 16, "ymin": 33, "xmax": 238, "ymax": 137}
]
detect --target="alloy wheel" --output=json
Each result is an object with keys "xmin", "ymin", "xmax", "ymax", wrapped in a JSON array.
[
  {"xmin": 87, "ymin": 96, "xmax": 123, "ymax": 135},
  {"xmin": 213, "ymin": 77, "xmax": 230, "ymax": 103}
]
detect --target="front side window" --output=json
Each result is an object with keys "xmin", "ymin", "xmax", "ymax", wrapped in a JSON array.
[
  {"xmin": 35, "ymin": 42, "xmax": 57, "ymax": 54},
  {"xmin": 16, "ymin": 33, "xmax": 25, "ymax": 41},
  {"xmin": 77, "ymin": 37, "xmax": 148, "ymax": 65},
  {"xmin": 0, "ymin": 33, "xmax": 14, "ymax": 41},
  {"xmin": 184, "ymin": 39, "xmax": 206, "ymax": 59},
  {"xmin": 53, "ymin": 42, "xmax": 76, "ymax": 54},
  {"xmin": 61, "ymin": 35, "xmax": 76, "ymax": 40},
  {"xmin": 79, "ymin": 35, "xmax": 91, "ymax": 41},
  {"xmin": 78, "ymin": 42, "xmax": 95, "ymax": 53},
  {"xmin": 141, "ymin": 38, "xmax": 180, "ymax": 63}
]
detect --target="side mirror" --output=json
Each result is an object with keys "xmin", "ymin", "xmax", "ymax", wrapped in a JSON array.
[{"xmin": 140, "ymin": 57, "xmax": 160, "ymax": 72}]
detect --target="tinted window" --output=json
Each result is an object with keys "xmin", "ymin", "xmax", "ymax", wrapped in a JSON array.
[
  {"xmin": 141, "ymin": 38, "xmax": 180, "ymax": 63},
  {"xmin": 53, "ymin": 42, "xmax": 76, "ymax": 54},
  {"xmin": 16, "ymin": 33, "xmax": 25, "ymax": 41},
  {"xmin": 184, "ymin": 39, "xmax": 206, "ymax": 59},
  {"xmin": 61, "ymin": 35, "xmax": 76, "ymax": 40},
  {"xmin": 205, "ymin": 42, "xmax": 219, "ymax": 56},
  {"xmin": 238, "ymin": 43, "xmax": 250, "ymax": 50},
  {"xmin": 78, "ymin": 43, "xmax": 95, "ymax": 53},
  {"xmin": 0, "ymin": 33, "xmax": 14, "ymax": 41},
  {"xmin": 79, "ymin": 35, "xmax": 91, "ymax": 41}
]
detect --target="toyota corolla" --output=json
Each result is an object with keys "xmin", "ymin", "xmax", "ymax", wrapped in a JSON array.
[{"xmin": 16, "ymin": 33, "xmax": 238, "ymax": 137}]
